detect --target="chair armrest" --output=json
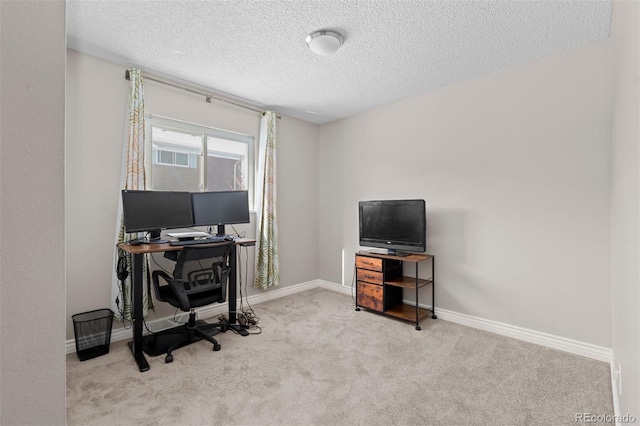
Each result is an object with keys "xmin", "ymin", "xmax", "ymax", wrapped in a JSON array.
[
  {"xmin": 215, "ymin": 263, "xmax": 230, "ymax": 303},
  {"xmin": 151, "ymin": 270, "xmax": 172, "ymax": 302},
  {"xmin": 152, "ymin": 270, "xmax": 190, "ymax": 311},
  {"xmin": 166, "ymin": 280, "xmax": 191, "ymax": 312}
]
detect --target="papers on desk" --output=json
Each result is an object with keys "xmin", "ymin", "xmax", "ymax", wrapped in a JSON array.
[{"xmin": 167, "ymin": 231, "xmax": 210, "ymax": 239}]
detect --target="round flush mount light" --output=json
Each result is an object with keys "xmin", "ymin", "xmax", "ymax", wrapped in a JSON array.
[{"xmin": 306, "ymin": 30, "xmax": 344, "ymax": 56}]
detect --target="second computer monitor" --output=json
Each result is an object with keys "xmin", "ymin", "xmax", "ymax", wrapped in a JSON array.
[{"xmin": 191, "ymin": 190, "xmax": 250, "ymax": 236}]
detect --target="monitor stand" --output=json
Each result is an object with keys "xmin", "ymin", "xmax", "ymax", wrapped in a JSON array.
[
  {"xmin": 363, "ymin": 248, "xmax": 409, "ymax": 257},
  {"xmin": 387, "ymin": 249, "xmax": 409, "ymax": 257},
  {"xmin": 140, "ymin": 230, "xmax": 168, "ymax": 244},
  {"xmin": 140, "ymin": 238, "xmax": 169, "ymax": 244}
]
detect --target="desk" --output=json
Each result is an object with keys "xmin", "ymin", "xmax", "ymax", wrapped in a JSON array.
[{"xmin": 118, "ymin": 238, "xmax": 255, "ymax": 372}]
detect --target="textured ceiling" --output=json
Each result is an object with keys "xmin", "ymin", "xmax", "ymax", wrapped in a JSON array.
[{"xmin": 66, "ymin": 0, "xmax": 611, "ymax": 124}]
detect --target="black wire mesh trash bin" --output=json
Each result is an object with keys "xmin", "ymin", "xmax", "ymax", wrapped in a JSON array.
[{"xmin": 72, "ymin": 308, "xmax": 114, "ymax": 361}]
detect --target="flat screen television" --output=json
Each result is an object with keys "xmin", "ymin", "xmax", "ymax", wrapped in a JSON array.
[
  {"xmin": 121, "ymin": 190, "xmax": 194, "ymax": 243},
  {"xmin": 191, "ymin": 190, "xmax": 250, "ymax": 236},
  {"xmin": 359, "ymin": 199, "xmax": 426, "ymax": 255}
]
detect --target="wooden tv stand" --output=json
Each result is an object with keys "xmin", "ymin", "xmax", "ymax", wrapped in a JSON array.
[{"xmin": 355, "ymin": 250, "xmax": 436, "ymax": 330}]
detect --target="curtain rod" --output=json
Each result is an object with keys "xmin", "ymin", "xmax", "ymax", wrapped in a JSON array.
[{"xmin": 124, "ymin": 69, "xmax": 281, "ymax": 119}]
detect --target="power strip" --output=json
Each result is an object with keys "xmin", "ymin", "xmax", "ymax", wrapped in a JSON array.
[{"xmin": 217, "ymin": 311, "xmax": 257, "ymax": 329}]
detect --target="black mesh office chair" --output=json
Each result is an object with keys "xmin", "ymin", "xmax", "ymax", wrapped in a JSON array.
[{"xmin": 151, "ymin": 242, "xmax": 234, "ymax": 363}]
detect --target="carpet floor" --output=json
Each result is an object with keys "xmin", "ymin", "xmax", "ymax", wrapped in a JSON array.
[{"xmin": 66, "ymin": 288, "xmax": 613, "ymax": 425}]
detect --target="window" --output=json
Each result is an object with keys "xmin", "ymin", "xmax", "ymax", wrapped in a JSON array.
[
  {"xmin": 146, "ymin": 116, "xmax": 253, "ymax": 200},
  {"xmin": 156, "ymin": 149, "xmax": 190, "ymax": 167}
]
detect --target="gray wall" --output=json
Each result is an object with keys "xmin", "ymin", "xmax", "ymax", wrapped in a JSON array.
[
  {"xmin": 610, "ymin": 0, "xmax": 640, "ymax": 418},
  {"xmin": 319, "ymin": 39, "xmax": 612, "ymax": 347},
  {"xmin": 0, "ymin": 0, "xmax": 66, "ymax": 424},
  {"xmin": 65, "ymin": 49, "xmax": 320, "ymax": 339}
]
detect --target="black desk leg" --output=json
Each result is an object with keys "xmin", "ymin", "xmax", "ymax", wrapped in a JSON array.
[
  {"xmin": 228, "ymin": 245, "xmax": 237, "ymax": 324},
  {"xmin": 226, "ymin": 244, "xmax": 249, "ymax": 336},
  {"xmin": 128, "ymin": 252, "xmax": 150, "ymax": 372}
]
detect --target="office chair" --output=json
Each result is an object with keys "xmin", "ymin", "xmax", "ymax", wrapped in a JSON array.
[{"xmin": 151, "ymin": 242, "xmax": 234, "ymax": 363}]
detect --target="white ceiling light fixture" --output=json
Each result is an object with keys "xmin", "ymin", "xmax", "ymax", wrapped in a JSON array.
[{"xmin": 306, "ymin": 29, "xmax": 344, "ymax": 56}]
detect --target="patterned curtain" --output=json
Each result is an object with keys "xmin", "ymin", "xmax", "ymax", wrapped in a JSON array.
[
  {"xmin": 110, "ymin": 68, "xmax": 154, "ymax": 321},
  {"xmin": 254, "ymin": 111, "xmax": 280, "ymax": 289}
]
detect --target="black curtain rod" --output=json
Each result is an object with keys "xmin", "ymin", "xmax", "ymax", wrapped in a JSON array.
[{"xmin": 125, "ymin": 69, "xmax": 281, "ymax": 119}]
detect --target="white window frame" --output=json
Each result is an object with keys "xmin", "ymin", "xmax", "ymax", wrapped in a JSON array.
[{"xmin": 145, "ymin": 115, "xmax": 255, "ymax": 207}]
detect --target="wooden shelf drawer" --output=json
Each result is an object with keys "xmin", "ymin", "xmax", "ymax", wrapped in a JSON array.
[
  {"xmin": 357, "ymin": 281, "xmax": 383, "ymax": 312},
  {"xmin": 356, "ymin": 268, "xmax": 383, "ymax": 285},
  {"xmin": 355, "ymin": 255, "xmax": 382, "ymax": 271}
]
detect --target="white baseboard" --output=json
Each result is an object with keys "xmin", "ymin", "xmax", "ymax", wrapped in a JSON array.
[
  {"xmin": 430, "ymin": 306, "xmax": 611, "ymax": 362},
  {"xmin": 317, "ymin": 279, "xmax": 353, "ymax": 296},
  {"xmin": 67, "ymin": 279, "xmax": 612, "ymax": 365},
  {"xmin": 610, "ymin": 354, "xmax": 621, "ymax": 424}
]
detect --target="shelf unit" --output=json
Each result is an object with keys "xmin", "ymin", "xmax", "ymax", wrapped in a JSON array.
[{"xmin": 355, "ymin": 251, "xmax": 436, "ymax": 330}]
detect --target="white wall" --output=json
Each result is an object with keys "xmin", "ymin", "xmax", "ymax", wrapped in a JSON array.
[
  {"xmin": 65, "ymin": 50, "xmax": 319, "ymax": 339},
  {"xmin": 0, "ymin": 0, "xmax": 66, "ymax": 424},
  {"xmin": 319, "ymin": 39, "xmax": 612, "ymax": 347},
  {"xmin": 610, "ymin": 0, "xmax": 639, "ymax": 418}
]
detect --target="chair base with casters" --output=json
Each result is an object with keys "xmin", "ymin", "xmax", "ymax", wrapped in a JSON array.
[
  {"xmin": 161, "ymin": 309, "xmax": 226, "ymax": 363},
  {"xmin": 138, "ymin": 319, "xmax": 216, "ymax": 358},
  {"xmin": 150, "ymin": 243, "xmax": 235, "ymax": 363}
]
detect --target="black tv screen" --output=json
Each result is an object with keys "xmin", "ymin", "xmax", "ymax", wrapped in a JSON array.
[
  {"xmin": 359, "ymin": 199, "xmax": 426, "ymax": 254},
  {"xmin": 121, "ymin": 190, "xmax": 194, "ymax": 234},
  {"xmin": 191, "ymin": 190, "xmax": 250, "ymax": 235}
]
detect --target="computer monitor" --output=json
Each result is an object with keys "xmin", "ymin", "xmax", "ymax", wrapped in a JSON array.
[
  {"xmin": 121, "ymin": 190, "xmax": 194, "ymax": 243},
  {"xmin": 191, "ymin": 190, "xmax": 250, "ymax": 236}
]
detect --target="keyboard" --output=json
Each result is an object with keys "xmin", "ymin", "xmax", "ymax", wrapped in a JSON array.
[{"xmin": 169, "ymin": 237, "xmax": 227, "ymax": 246}]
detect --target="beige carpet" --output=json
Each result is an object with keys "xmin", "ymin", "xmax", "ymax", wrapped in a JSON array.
[{"xmin": 66, "ymin": 288, "xmax": 613, "ymax": 425}]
